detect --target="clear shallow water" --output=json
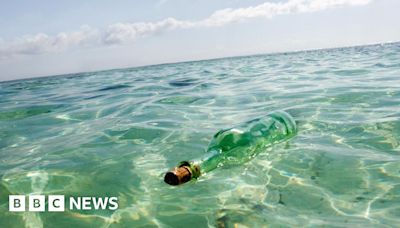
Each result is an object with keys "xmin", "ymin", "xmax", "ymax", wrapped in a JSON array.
[{"xmin": 0, "ymin": 42, "xmax": 400, "ymax": 227}]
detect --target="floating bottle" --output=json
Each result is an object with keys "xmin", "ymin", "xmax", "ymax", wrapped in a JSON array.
[{"xmin": 164, "ymin": 110, "xmax": 297, "ymax": 185}]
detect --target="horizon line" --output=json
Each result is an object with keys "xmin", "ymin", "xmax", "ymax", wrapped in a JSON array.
[{"xmin": 1, "ymin": 40, "xmax": 399, "ymax": 84}]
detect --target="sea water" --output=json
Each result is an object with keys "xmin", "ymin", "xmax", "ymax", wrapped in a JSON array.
[{"xmin": 0, "ymin": 42, "xmax": 399, "ymax": 227}]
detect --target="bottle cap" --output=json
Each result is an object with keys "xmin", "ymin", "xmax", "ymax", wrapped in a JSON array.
[{"xmin": 164, "ymin": 166, "xmax": 192, "ymax": 185}]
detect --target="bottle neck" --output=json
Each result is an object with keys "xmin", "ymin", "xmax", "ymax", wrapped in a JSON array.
[
  {"xmin": 178, "ymin": 161, "xmax": 201, "ymax": 179},
  {"xmin": 164, "ymin": 149, "xmax": 221, "ymax": 185},
  {"xmin": 192, "ymin": 149, "xmax": 221, "ymax": 174}
]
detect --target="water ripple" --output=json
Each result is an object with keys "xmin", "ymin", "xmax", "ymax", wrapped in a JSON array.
[{"xmin": 1, "ymin": 42, "xmax": 400, "ymax": 227}]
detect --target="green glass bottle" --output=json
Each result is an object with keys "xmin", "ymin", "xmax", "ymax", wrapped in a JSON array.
[{"xmin": 164, "ymin": 110, "xmax": 297, "ymax": 185}]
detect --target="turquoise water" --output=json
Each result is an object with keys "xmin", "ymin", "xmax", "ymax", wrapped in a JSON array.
[{"xmin": 1, "ymin": 42, "xmax": 400, "ymax": 227}]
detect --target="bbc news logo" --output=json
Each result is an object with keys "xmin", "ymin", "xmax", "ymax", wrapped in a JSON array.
[{"xmin": 9, "ymin": 195, "xmax": 118, "ymax": 212}]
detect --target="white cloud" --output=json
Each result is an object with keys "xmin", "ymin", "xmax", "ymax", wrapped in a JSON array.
[
  {"xmin": 103, "ymin": 18, "xmax": 194, "ymax": 44},
  {"xmin": 199, "ymin": 0, "xmax": 372, "ymax": 26},
  {"xmin": 0, "ymin": 26, "xmax": 99, "ymax": 58},
  {"xmin": 0, "ymin": 0, "xmax": 372, "ymax": 58}
]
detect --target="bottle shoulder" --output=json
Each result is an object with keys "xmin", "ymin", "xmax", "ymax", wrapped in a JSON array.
[
  {"xmin": 207, "ymin": 120, "xmax": 272, "ymax": 151},
  {"xmin": 207, "ymin": 111, "xmax": 296, "ymax": 151}
]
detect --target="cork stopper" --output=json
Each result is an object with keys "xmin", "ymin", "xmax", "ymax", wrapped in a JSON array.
[{"xmin": 164, "ymin": 166, "xmax": 192, "ymax": 185}]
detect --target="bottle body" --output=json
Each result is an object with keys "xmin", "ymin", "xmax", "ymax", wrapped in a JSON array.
[{"xmin": 164, "ymin": 111, "xmax": 297, "ymax": 185}]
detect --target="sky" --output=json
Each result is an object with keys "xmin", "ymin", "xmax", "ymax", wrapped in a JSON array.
[{"xmin": 0, "ymin": 0, "xmax": 399, "ymax": 81}]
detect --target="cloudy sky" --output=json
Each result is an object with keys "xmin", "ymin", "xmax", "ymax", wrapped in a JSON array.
[{"xmin": 0, "ymin": 0, "xmax": 399, "ymax": 81}]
